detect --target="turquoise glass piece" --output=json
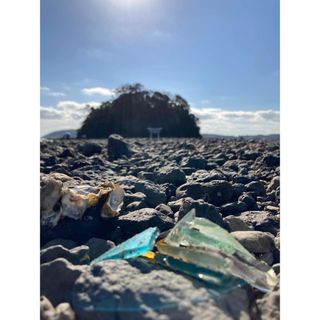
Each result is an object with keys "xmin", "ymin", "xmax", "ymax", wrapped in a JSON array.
[
  {"xmin": 91, "ymin": 227, "xmax": 160, "ymax": 264},
  {"xmin": 153, "ymin": 252, "xmax": 245, "ymax": 293},
  {"xmin": 158, "ymin": 209, "xmax": 277, "ymax": 292}
]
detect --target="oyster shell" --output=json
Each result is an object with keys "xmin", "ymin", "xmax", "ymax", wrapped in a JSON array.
[{"xmin": 40, "ymin": 175, "xmax": 124, "ymax": 227}]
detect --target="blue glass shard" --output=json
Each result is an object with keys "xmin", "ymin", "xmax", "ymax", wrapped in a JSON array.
[{"xmin": 91, "ymin": 227, "xmax": 160, "ymax": 264}]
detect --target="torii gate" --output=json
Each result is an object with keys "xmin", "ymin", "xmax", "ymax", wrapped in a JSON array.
[{"xmin": 147, "ymin": 127, "xmax": 162, "ymax": 139}]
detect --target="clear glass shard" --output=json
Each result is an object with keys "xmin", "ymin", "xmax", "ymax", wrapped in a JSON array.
[
  {"xmin": 148, "ymin": 252, "xmax": 245, "ymax": 293},
  {"xmin": 160, "ymin": 209, "xmax": 277, "ymax": 292},
  {"xmin": 91, "ymin": 227, "xmax": 160, "ymax": 264},
  {"xmin": 156, "ymin": 240, "xmax": 277, "ymax": 293}
]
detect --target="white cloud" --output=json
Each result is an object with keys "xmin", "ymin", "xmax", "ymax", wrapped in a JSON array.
[
  {"xmin": 82, "ymin": 87, "xmax": 115, "ymax": 97},
  {"xmin": 40, "ymin": 100, "xmax": 101, "ymax": 136},
  {"xmin": 40, "ymin": 107, "xmax": 64, "ymax": 120},
  {"xmin": 47, "ymin": 91, "xmax": 66, "ymax": 97},
  {"xmin": 41, "ymin": 86, "xmax": 66, "ymax": 97},
  {"xmin": 191, "ymin": 108, "xmax": 280, "ymax": 136}
]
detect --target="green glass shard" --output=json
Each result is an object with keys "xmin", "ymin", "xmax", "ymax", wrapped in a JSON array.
[
  {"xmin": 159, "ymin": 209, "xmax": 277, "ymax": 292},
  {"xmin": 157, "ymin": 240, "xmax": 276, "ymax": 293},
  {"xmin": 152, "ymin": 252, "xmax": 245, "ymax": 293},
  {"xmin": 91, "ymin": 227, "xmax": 160, "ymax": 264}
]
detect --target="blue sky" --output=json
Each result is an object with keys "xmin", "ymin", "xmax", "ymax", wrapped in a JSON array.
[{"xmin": 41, "ymin": 0, "xmax": 279, "ymax": 136}]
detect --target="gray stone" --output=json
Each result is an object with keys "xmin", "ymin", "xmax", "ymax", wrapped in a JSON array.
[
  {"xmin": 231, "ymin": 231, "xmax": 275, "ymax": 253},
  {"xmin": 245, "ymin": 181, "xmax": 266, "ymax": 196},
  {"xmin": 155, "ymin": 203, "xmax": 174, "ymax": 217},
  {"xmin": 223, "ymin": 216, "xmax": 252, "ymax": 232},
  {"xmin": 85, "ymin": 238, "xmax": 115, "ymax": 261},
  {"xmin": 135, "ymin": 181, "xmax": 166, "ymax": 207},
  {"xmin": 267, "ymin": 176, "xmax": 280, "ymax": 193},
  {"xmin": 40, "ymin": 245, "xmax": 90, "ymax": 265},
  {"xmin": 202, "ymin": 180, "xmax": 234, "ymax": 206},
  {"xmin": 177, "ymin": 198, "xmax": 225, "ymax": 227},
  {"xmin": 237, "ymin": 211, "xmax": 280, "ymax": 235},
  {"xmin": 176, "ymin": 182, "xmax": 204, "ymax": 200},
  {"xmin": 40, "ymin": 296, "xmax": 75, "ymax": 320},
  {"xmin": 181, "ymin": 156, "xmax": 207, "ymax": 169},
  {"xmin": 220, "ymin": 201, "xmax": 248, "ymax": 216},
  {"xmin": 108, "ymin": 134, "xmax": 132, "ymax": 160},
  {"xmin": 78, "ymin": 142, "xmax": 102, "ymax": 157},
  {"xmin": 41, "ymin": 258, "xmax": 88, "ymax": 305},
  {"xmin": 117, "ymin": 208, "xmax": 174, "ymax": 238},
  {"xmin": 257, "ymin": 280, "xmax": 280, "ymax": 320},
  {"xmin": 41, "ymin": 239, "xmax": 77, "ymax": 250},
  {"xmin": 72, "ymin": 259, "xmax": 255, "ymax": 320},
  {"xmin": 156, "ymin": 166, "xmax": 186, "ymax": 186}
]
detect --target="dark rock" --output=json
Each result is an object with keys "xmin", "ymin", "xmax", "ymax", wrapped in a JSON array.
[
  {"xmin": 123, "ymin": 192, "xmax": 146, "ymax": 206},
  {"xmin": 41, "ymin": 258, "xmax": 88, "ymax": 305},
  {"xmin": 272, "ymin": 263, "xmax": 280, "ymax": 275},
  {"xmin": 237, "ymin": 211, "xmax": 280, "ymax": 235},
  {"xmin": 78, "ymin": 142, "xmax": 102, "ymax": 157},
  {"xmin": 231, "ymin": 231, "xmax": 275, "ymax": 253},
  {"xmin": 40, "ymin": 245, "xmax": 90, "ymax": 265},
  {"xmin": 267, "ymin": 176, "xmax": 280, "ymax": 193},
  {"xmin": 231, "ymin": 183, "xmax": 247, "ymax": 199},
  {"xmin": 125, "ymin": 201, "xmax": 146, "ymax": 211},
  {"xmin": 223, "ymin": 216, "xmax": 252, "ymax": 232},
  {"xmin": 241, "ymin": 152, "xmax": 261, "ymax": 161},
  {"xmin": 238, "ymin": 193, "xmax": 257, "ymax": 210},
  {"xmin": 181, "ymin": 156, "xmax": 207, "ymax": 169},
  {"xmin": 177, "ymin": 198, "xmax": 225, "ymax": 227},
  {"xmin": 220, "ymin": 201, "xmax": 248, "ymax": 216},
  {"xmin": 257, "ymin": 252, "xmax": 274, "ymax": 266},
  {"xmin": 156, "ymin": 166, "xmax": 186, "ymax": 186},
  {"xmin": 233, "ymin": 176, "xmax": 254, "ymax": 184},
  {"xmin": 59, "ymin": 148, "xmax": 74, "ymax": 159},
  {"xmin": 117, "ymin": 208, "xmax": 174, "ymax": 238},
  {"xmin": 202, "ymin": 180, "xmax": 234, "ymax": 206},
  {"xmin": 263, "ymin": 155, "xmax": 280, "ymax": 167},
  {"xmin": 135, "ymin": 181, "xmax": 166, "ymax": 207},
  {"xmin": 176, "ymin": 182, "xmax": 204, "ymax": 200},
  {"xmin": 155, "ymin": 203, "xmax": 174, "ymax": 217},
  {"xmin": 108, "ymin": 134, "xmax": 132, "ymax": 160},
  {"xmin": 257, "ymin": 281, "xmax": 280, "ymax": 320},
  {"xmin": 137, "ymin": 171, "xmax": 156, "ymax": 181},
  {"xmin": 85, "ymin": 238, "xmax": 115, "ymax": 261},
  {"xmin": 245, "ymin": 181, "xmax": 266, "ymax": 196},
  {"xmin": 41, "ymin": 239, "xmax": 77, "ymax": 250}
]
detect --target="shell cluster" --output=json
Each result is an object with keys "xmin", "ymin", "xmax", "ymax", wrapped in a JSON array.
[{"xmin": 40, "ymin": 173, "xmax": 124, "ymax": 227}]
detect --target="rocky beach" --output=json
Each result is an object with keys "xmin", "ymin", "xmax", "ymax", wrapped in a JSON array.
[{"xmin": 40, "ymin": 135, "xmax": 280, "ymax": 320}]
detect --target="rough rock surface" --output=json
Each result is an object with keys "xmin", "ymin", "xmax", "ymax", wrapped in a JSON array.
[
  {"xmin": 41, "ymin": 137, "xmax": 280, "ymax": 319},
  {"xmin": 117, "ymin": 208, "xmax": 174, "ymax": 238},
  {"xmin": 72, "ymin": 259, "xmax": 257, "ymax": 320},
  {"xmin": 231, "ymin": 231, "xmax": 275, "ymax": 253},
  {"xmin": 40, "ymin": 245, "xmax": 90, "ymax": 265},
  {"xmin": 41, "ymin": 295, "xmax": 75, "ymax": 320}
]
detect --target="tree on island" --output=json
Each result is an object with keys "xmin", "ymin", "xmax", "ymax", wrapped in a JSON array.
[{"xmin": 77, "ymin": 83, "xmax": 201, "ymax": 138}]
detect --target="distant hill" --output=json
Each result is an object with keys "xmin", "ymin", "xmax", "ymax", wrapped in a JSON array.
[
  {"xmin": 202, "ymin": 133, "xmax": 280, "ymax": 141},
  {"xmin": 78, "ymin": 83, "xmax": 201, "ymax": 138},
  {"xmin": 42, "ymin": 129, "xmax": 78, "ymax": 139}
]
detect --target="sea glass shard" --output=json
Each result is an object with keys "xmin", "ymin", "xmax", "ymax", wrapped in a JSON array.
[
  {"xmin": 145, "ymin": 252, "xmax": 245, "ymax": 293},
  {"xmin": 91, "ymin": 227, "xmax": 160, "ymax": 264},
  {"xmin": 166, "ymin": 210, "xmax": 269, "ymax": 272},
  {"xmin": 159, "ymin": 209, "xmax": 277, "ymax": 292},
  {"xmin": 156, "ymin": 240, "xmax": 276, "ymax": 293}
]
